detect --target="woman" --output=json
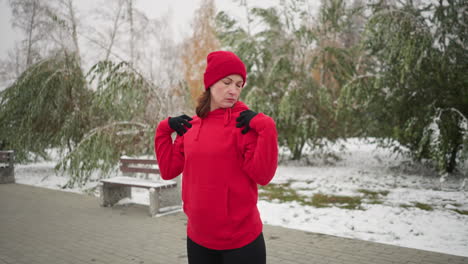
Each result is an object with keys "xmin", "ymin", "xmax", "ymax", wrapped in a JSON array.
[{"xmin": 154, "ymin": 50, "xmax": 278, "ymax": 264}]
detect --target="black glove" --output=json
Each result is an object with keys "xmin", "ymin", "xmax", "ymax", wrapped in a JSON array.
[
  {"xmin": 168, "ymin": 114, "xmax": 193, "ymax": 136},
  {"xmin": 236, "ymin": 110, "xmax": 258, "ymax": 134}
]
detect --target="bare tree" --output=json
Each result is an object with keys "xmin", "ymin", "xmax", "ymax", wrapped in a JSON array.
[
  {"xmin": 66, "ymin": 0, "xmax": 80, "ymax": 61},
  {"xmin": 125, "ymin": 9, "xmax": 185, "ymax": 119},
  {"xmin": 127, "ymin": 0, "xmax": 135, "ymax": 66},
  {"xmin": 0, "ymin": 46, "xmax": 22, "ymax": 84},
  {"xmin": 102, "ymin": 1, "xmax": 148, "ymax": 70},
  {"xmin": 86, "ymin": 0, "xmax": 126, "ymax": 62},
  {"xmin": 45, "ymin": 0, "xmax": 82, "ymax": 65},
  {"xmin": 8, "ymin": 0, "xmax": 50, "ymax": 68},
  {"xmin": 104, "ymin": 0, "xmax": 125, "ymax": 61}
]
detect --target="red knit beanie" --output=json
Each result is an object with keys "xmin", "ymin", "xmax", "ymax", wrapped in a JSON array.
[{"xmin": 203, "ymin": 51, "xmax": 247, "ymax": 90}]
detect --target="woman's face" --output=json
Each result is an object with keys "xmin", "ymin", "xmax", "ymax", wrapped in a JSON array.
[{"xmin": 210, "ymin": 74, "xmax": 244, "ymax": 111}]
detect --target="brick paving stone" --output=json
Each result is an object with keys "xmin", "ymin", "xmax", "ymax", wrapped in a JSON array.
[{"xmin": 1, "ymin": 184, "xmax": 467, "ymax": 264}]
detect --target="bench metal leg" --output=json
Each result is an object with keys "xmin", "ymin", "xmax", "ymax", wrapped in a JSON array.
[
  {"xmin": 0, "ymin": 168, "xmax": 15, "ymax": 184},
  {"xmin": 158, "ymin": 176, "xmax": 182, "ymax": 209},
  {"xmin": 100, "ymin": 183, "xmax": 131, "ymax": 207},
  {"xmin": 149, "ymin": 187, "xmax": 160, "ymax": 217},
  {"xmin": 159, "ymin": 187, "xmax": 181, "ymax": 208},
  {"xmin": 99, "ymin": 183, "xmax": 106, "ymax": 206}
]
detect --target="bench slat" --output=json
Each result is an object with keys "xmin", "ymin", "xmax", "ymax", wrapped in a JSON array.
[
  {"xmin": 120, "ymin": 166, "xmax": 160, "ymax": 174},
  {"xmin": 120, "ymin": 158, "xmax": 157, "ymax": 165},
  {"xmin": 0, "ymin": 154, "xmax": 13, "ymax": 164},
  {"xmin": 0, "ymin": 154, "xmax": 12, "ymax": 161},
  {"xmin": 101, "ymin": 176, "xmax": 175, "ymax": 189}
]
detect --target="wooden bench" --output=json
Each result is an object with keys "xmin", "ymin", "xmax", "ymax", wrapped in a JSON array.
[
  {"xmin": 0, "ymin": 150, "xmax": 15, "ymax": 184},
  {"xmin": 99, "ymin": 157, "xmax": 181, "ymax": 217}
]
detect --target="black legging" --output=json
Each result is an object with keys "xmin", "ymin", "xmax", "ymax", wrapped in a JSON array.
[{"xmin": 187, "ymin": 233, "xmax": 266, "ymax": 264}]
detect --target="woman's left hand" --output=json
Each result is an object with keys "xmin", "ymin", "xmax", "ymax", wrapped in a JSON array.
[{"xmin": 236, "ymin": 110, "xmax": 258, "ymax": 134}]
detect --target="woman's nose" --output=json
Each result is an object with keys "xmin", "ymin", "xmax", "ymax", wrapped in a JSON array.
[{"xmin": 228, "ymin": 85, "xmax": 239, "ymax": 95}]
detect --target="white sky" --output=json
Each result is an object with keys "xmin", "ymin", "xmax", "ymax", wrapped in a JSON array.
[{"xmin": 0, "ymin": 0, "xmax": 278, "ymax": 59}]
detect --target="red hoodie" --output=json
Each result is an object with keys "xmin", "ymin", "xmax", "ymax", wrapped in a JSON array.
[{"xmin": 154, "ymin": 101, "xmax": 278, "ymax": 250}]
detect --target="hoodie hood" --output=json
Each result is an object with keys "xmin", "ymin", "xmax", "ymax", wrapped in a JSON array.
[
  {"xmin": 194, "ymin": 101, "xmax": 249, "ymax": 141},
  {"xmin": 207, "ymin": 101, "xmax": 249, "ymax": 124}
]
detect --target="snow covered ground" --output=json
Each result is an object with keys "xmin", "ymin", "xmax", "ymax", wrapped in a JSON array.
[{"xmin": 14, "ymin": 139, "xmax": 468, "ymax": 257}]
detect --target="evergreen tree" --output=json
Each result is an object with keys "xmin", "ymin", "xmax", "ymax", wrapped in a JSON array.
[
  {"xmin": 56, "ymin": 60, "xmax": 159, "ymax": 187},
  {"xmin": 343, "ymin": 0, "xmax": 468, "ymax": 174},
  {"xmin": 217, "ymin": 2, "xmax": 316, "ymax": 159},
  {"xmin": 0, "ymin": 54, "xmax": 90, "ymax": 161},
  {"xmin": 311, "ymin": 0, "xmax": 366, "ymax": 139},
  {"xmin": 0, "ymin": 56, "xmax": 165, "ymax": 187},
  {"xmin": 216, "ymin": 0, "xmax": 365, "ymax": 159},
  {"xmin": 1, "ymin": 0, "xmax": 181, "ymax": 188}
]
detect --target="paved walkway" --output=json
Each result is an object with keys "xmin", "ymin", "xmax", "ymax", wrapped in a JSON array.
[{"xmin": 0, "ymin": 184, "xmax": 467, "ymax": 264}]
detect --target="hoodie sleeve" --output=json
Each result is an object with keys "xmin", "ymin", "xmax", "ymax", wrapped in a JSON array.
[
  {"xmin": 241, "ymin": 113, "xmax": 278, "ymax": 186},
  {"xmin": 154, "ymin": 118, "xmax": 184, "ymax": 180}
]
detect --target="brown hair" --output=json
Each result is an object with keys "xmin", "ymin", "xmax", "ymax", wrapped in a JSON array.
[{"xmin": 195, "ymin": 89, "xmax": 211, "ymax": 118}]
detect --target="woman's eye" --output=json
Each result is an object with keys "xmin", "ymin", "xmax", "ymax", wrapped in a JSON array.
[{"xmin": 223, "ymin": 81, "xmax": 231, "ymax": 85}]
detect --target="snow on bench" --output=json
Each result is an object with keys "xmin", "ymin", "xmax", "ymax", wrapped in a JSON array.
[
  {"xmin": 101, "ymin": 176, "xmax": 176, "ymax": 189},
  {"xmin": 99, "ymin": 157, "xmax": 181, "ymax": 217}
]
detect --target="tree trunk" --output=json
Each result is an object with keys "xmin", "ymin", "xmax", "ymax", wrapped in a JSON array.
[
  {"xmin": 446, "ymin": 143, "xmax": 459, "ymax": 173},
  {"xmin": 66, "ymin": 0, "xmax": 81, "ymax": 66},
  {"xmin": 26, "ymin": 0, "xmax": 38, "ymax": 66},
  {"xmin": 127, "ymin": 0, "xmax": 135, "ymax": 66},
  {"xmin": 105, "ymin": 1, "xmax": 124, "ymax": 61}
]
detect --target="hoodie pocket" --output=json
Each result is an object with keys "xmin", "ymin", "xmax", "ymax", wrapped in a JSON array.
[{"xmin": 186, "ymin": 185, "xmax": 230, "ymax": 239}]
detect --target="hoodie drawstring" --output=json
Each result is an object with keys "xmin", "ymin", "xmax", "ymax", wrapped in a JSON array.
[
  {"xmin": 224, "ymin": 107, "xmax": 232, "ymax": 127},
  {"xmin": 195, "ymin": 106, "xmax": 234, "ymax": 141},
  {"xmin": 195, "ymin": 119, "xmax": 203, "ymax": 141}
]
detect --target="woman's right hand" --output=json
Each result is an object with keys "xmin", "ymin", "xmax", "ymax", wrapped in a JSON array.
[
  {"xmin": 236, "ymin": 110, "xmax": 258, "ymax": 134},
  {"xmin": 168, "ymin": 114, "xmax": 193, "ymax": 136}
]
